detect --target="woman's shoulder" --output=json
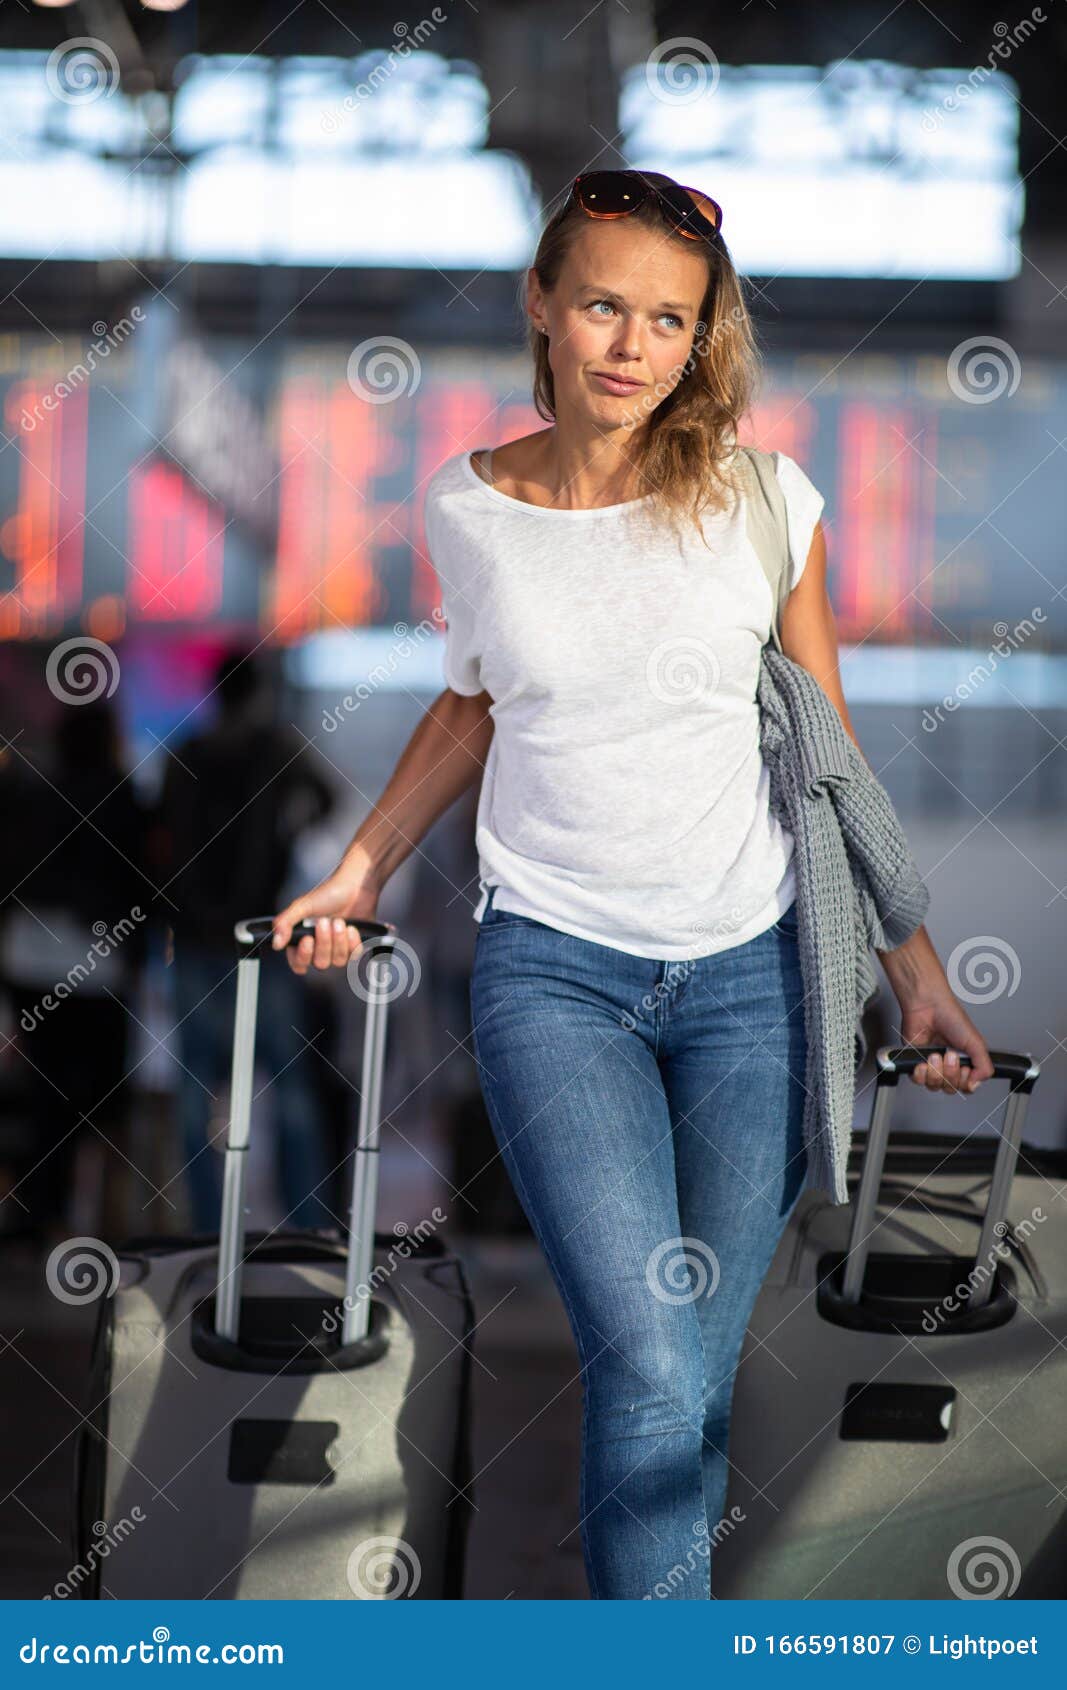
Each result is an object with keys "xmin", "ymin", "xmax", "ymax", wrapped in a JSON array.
[
  {"xmin": 770, "ymin": 449, "xmax": 824, "ymax": 512},
  {"xmin": 425, "ymin": 446, "xmax": 474, "ymax": 503},
  {"xmin": 735, "ymin": 444, "xmax": 823, "ymax": 509}
]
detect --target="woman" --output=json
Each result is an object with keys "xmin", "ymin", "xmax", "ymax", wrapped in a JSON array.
[{"xmin": 273, "ymin": 170, "xmax": 994, "ymax": 1599}]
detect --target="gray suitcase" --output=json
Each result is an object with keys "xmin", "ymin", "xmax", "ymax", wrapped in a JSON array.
[
  {"xmin": 72, "ymin": 917, "xmax": 475, "ymax": 1599},
  {"xmin": 714, "ymin": 1044, "xmax": 1067, "ymax": 1600}
]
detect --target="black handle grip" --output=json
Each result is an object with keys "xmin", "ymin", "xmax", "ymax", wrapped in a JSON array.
[
  {"xmin": 235, "ymin": 915, "xmax": 395, "ymax": 954},
  {"xmin": 877, "ymin": 1045, "xmax": 1039, "ymax": 1090}
]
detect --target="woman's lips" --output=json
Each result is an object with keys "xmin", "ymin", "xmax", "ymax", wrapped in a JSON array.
[{"xmin": 590, "ymin": 372, "xmax": 644, "ymax": 395}]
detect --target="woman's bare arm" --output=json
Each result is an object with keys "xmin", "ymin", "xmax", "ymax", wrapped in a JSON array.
[
  {"xmin": 273, "ymin": 686, "xmax": 493, "ymax": 968},
  {"xmin": 345, "ymin": 686, "xmax": 493, "ymax": 886}
]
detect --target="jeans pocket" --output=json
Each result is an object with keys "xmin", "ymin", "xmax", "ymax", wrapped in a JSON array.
[{"xmin": 478, "ymin": 904, "xmax": 543, "ymax": 936}]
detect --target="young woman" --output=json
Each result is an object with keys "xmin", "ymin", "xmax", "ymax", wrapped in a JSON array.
[{"xmin": 273, "ymin": 170, "xmax": 994, "ymax": 1600}]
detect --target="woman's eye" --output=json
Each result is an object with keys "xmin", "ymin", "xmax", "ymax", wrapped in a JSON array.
[{"xmin": 588, "ymin": 300, "xmax": 682, "ymax": 330}]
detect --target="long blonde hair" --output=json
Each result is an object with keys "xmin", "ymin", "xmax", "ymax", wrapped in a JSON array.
[{"xmin": 522, "ymin": 171, "xmax": 763, "ymax": 543}]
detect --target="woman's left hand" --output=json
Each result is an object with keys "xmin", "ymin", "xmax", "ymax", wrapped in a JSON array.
[{"xmin": 897, "ymin": 996, "xmax": 997, "ymax": 1094}]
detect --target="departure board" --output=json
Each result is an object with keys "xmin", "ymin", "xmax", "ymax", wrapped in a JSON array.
[{"xmin": 0, "ymin": 325, "xmax": 1063, "ymax": 649}]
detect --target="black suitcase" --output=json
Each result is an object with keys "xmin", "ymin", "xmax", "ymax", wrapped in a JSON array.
[{"xmin": 72, "ymin": 916, "xmax": 476, "ymax": 1599}]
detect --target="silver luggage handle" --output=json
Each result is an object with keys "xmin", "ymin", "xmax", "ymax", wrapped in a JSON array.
[
  {"xmin": 216, "ymin": 914, "xmax": 399, "ymax": 1349},
  {"xmin": 840, "ymin": 1044, "xmax": 1040, "ymax": 1310}
]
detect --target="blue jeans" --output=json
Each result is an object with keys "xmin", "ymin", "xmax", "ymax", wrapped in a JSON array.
[{"xmin": 470, "ymin": 889, "xmax": 808, "ymax": 1600}]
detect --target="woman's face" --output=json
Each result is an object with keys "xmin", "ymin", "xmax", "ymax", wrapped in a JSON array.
[{"xmin": 528, "ymin": 219, "xmax": 711, "ymax": 431}]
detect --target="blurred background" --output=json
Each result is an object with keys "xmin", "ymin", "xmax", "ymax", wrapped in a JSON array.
[{"xmin": 0, "ymin": 0, "xmax": 1065, "ymax": 1599}]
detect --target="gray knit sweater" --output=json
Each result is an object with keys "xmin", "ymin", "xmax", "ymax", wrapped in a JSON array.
[{"xmin": 757, "ymin": 646, "xmax": 931, "ymax": 1204}]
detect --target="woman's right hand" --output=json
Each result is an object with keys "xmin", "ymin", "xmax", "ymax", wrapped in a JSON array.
[{"xmin": 271, "ymin": 853, "xmax": 382, "ymax": 975}]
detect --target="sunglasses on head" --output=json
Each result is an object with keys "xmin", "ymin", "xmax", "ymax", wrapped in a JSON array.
[{"xmin": 567, "ymin": 170, "xmax": 723, "ymax": 245}]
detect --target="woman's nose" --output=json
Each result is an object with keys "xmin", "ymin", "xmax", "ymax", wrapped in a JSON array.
[{"xmin": 610, "ymin": 324, "xmax": 642, "ymax": 360}]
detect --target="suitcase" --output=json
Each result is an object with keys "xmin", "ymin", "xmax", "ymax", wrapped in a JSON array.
[
  {"xmin": 71, "ymin": 916, "xmax": 476, "ymax": 1599},
  {"xmin": 714, "ymin": 1043, "xmax": 1067, "ymax": 1600}
]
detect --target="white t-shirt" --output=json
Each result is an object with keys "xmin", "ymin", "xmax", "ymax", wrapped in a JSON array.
[{"xmin": 423, "ymin": 445, "xmax": 825, "ymax": 961}]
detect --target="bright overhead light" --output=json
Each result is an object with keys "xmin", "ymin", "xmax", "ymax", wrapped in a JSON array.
[
  {"xmin": 139, "ymin": 1, "xmax": 192, "ymax": 10},
  {"xmin": 31, "ymin": 1, "xmax": 79, "ymax": 10}
]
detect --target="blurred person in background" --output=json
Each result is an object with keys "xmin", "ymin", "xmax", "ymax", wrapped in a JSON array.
[
  {"xmin": 0, "ymin": 698, "xmax": 151, "ymax": 1249},
  {"xmin": 156, "ymin": 649, "xmax": 336, "ymax": 1233}
]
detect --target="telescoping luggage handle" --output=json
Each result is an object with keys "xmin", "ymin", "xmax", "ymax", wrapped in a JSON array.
[
  {"xmin": 840, "ymin": 1044, "xmax": 1040, "ymax": 1310},
  {"xmin": 216, "ymin": 915, "xmax": 398, "ymax": 1350}
]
